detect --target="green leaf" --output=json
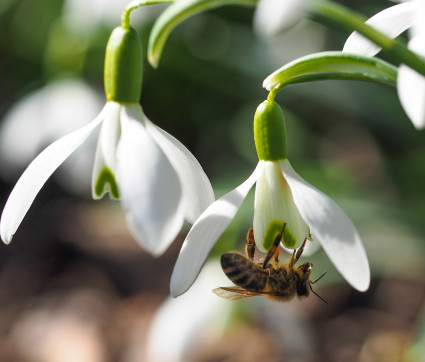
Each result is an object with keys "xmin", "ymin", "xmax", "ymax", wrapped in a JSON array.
[
  {"xmin": 263, "ymin": 51, "xmax": 398, "ymax": 94},
  {"xmin": 147, "ymin": 0, "xmax": 258, "ymax": 67}
]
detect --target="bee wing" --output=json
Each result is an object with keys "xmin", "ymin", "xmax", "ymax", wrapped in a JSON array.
[{"xmin": 212, "ymin": 287, "xmax": 260, "ymax": 301}]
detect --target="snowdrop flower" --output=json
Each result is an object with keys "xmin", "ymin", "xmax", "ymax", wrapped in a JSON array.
[
  {"xmin": 171, "ymin": 100, "xmax": 370, "ymax": 297},
  {"xmin": 0, "ymin": 79, "xmax": 102, "ymax": 194},
  {"xmin": 253, "ymin": 0, "xmax": 313, "ymax": 39},
  {"xmin": 343, "ymin": 0, "xmax": 425, "ymax": 129},
  {"xmin": 0, "ymin": 24, "xmax": 214, "ymax": 255}
]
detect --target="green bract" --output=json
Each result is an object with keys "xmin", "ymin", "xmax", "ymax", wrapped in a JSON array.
[
  {"xmin": 104, "ymin": 26, "xmax": 143, "ymax": 103},
  {"xmin": 254, "ymin": 100, "xmax": 287, "ymax": 161}
]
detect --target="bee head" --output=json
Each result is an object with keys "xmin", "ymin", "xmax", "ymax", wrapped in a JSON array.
[
  {"xmin": 299, "ymin": 262, "xmax": 313, "ymax": 274},
  {"xmin": 296, "ymin": 262, "xmax": 313, "ymax": 297}
]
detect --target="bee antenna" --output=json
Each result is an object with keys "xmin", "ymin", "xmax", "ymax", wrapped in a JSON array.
[
  {"xmin": 311, "ymin": 270, "xmax": 327, "ymax": 284},
  {"xmin": 311, "ymin": 287, "xmax": 328, "ymax": 304}
]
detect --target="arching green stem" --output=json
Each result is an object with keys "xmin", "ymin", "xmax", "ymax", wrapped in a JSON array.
[
  {"xmin": 312, "ymin": 0, "xmax": 425, "ymax": 77},
  {"xmin": 148, "ymin": 0, "xmax": 258, "ymax": 67},
  {"xmin": 121, "ymin": 0, "xmax": 175, "ymax": 29},
  {"xmin": 263, "ymin": 51, "xmax": 397, "ymax": 95}
]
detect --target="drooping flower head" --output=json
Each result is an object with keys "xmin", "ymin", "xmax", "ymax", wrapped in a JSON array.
[
  {"xmin": 253, "ymin": 100, "xmax": 309, "ymax": 251},
  {"xmin": 170, "ymin": 99, "xmax": 370, "ymax": 297},
  {"xmin": 343, "ymin": 0, "xmax": 425, "ymax": 129},
  {"xmin": 0, "ymin": 21, "xmax": 214, "ymax": 255}
]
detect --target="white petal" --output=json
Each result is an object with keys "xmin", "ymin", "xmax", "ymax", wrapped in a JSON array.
[
  {"xmin": 343, "ymin": 2, "xmax": 417, "ymax": 56},
  {"xmin": 397, "ymin": 35, "xmax": 425, "ymax": 129},
  {"xmin": 170, "ymin": 163, "xmax": 264, "ymax": 297},
  {"xmin": 92, "ymin": 102, "xmax": 121, "ymax": 199},
  {"xmin": 0, "ymin": 106, "xmax": 106, "ymax": 244},
  {"xmin": 409, "ymin": 0, "xmax": 425, "ymax": 38},
  {"xmin": 280, "ymin": 160, "xmax": 370, "ymax": 291},
  {"xmin": 0, "ymin": 79, "xmax": 103, "ymax": 181},
  {"xmin": 116, "ymin": 105, "xmax": 185, "ymax": 256},
  {"xmin": 145, "ymin": 119, "xmax": 215, "ymax": 224},
  {"xmin": 146, "ymin": 262, "xmax": 230, "ymax": 362},
  {"xmin": 253, "ymin": 0, "xmax": 307, "ymax": 38},
  {"xmin": 253, "ymin": 161, "xmax": 309, "ymax": 252}
]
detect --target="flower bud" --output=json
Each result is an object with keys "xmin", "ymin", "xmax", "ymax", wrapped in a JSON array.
[
  {"xmin": 104, "ymin": 26, "xmax": 143, "ymax": 103},
  {"xmin": 254, "ymin": 100, "xmax": 287, "ymax": 161}
]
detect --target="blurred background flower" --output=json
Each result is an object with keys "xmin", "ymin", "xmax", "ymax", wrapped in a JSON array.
[{"xmin": 1, "ymin": 0, "xmax": 425, "ymax": 361}]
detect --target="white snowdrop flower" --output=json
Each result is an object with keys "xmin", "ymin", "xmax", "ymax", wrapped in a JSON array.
[
  {"xmin": 344, "ymin": 1, "xmax": 425, "ymax": 129},
  {"xmin": 0, "ymin": 25, "xmax": 214, "ymax": 256},
  {"xmin": 171, "ymin": 100, "xmax": 370, "ymax": 297}
]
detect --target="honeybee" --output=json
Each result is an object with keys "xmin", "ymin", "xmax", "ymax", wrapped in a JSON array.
[{"xmin": 213, "ymin": 224, "xmax": 327, "ymax": 303}]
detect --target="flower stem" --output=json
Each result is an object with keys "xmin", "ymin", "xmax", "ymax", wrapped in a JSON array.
[
  {"xmin": 122, "ymin": 0, "xmax": 174, "ymax": 29},
  {"xmin": 312, "ymin": 0, "xmax": 425, "ymax": 77},
  {"xmin": 267, "ymin": 88, "xmax": 277, "ymax": 102}
]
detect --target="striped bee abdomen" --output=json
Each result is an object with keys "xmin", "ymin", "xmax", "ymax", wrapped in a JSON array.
[{"xmin": 220, "ymin": 253, "xmax": 268, "ymax": 292}]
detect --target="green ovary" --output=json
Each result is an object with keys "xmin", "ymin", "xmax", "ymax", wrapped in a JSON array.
[
  {"xmin": 253, "ymin": 100, "xmax": 287, "ymax": 161},
  {"xmin": 104, "ymin": 26, "xmax": 143, "ymax": 103}
]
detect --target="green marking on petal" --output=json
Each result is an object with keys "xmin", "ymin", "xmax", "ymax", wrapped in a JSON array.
[
  {"xmin": 282, "ymin": 226, "xmax": 297, "ymax": 249},
  {"xmin": 94, "ymin": 167, "xmax": 120, "ymax": 199},
  {"xmin": 262, "ymin": 219, "xmax": 298, "ymax": 250},
  {"xmin": 262, "ymin": 220, "xmax": 285, "ymax": 251}
]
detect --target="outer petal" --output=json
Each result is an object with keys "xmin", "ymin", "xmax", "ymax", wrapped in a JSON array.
[
  {"xmin": 343, "ymin": 2, "xmax": 417, "ymax": 57},
  {"xmin": 254, "ymin": 161, "xmax": 309, "ymax": 252},
  {"xmin": 0, "ymin": 80, "xmax": 103, "ymax": 196},
  {"xmin": 116, "ymin": 104, "xmax": 184, "ymax": 256},
  {"xmin": 144, "ymin": 119, "xmax": 215, "ymax": 224},
  {"xmin": 92, "ymin": 102, "xmax": 121, "ymax": 199},
  {"xmin": 170, "ymin": 163, "xmax": 264, "ymax": 297},
  {"xmin": 253, "ymin": 0, "xmax": 307, "ymax": 38},
  {"xmin": 0, "ymin": 106, "xmax": 106, "ymax": 244},
  {"xmin": 280, "ymin": 160, "xmax": 370, "ymax": 291},
  {"xmin": 397, "ymin": 34, "xmax": 425, "ymax": 129},
  {"xmin": 146, "ymin": 262, "xmax": 230, "ymax": 362}
]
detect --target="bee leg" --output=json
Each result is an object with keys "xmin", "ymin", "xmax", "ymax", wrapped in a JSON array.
[
  {"xmin": 289, "ymin": 237, "xmax": 308, "ymax": 267},
  {"xmin": 273, "ymin": 245, "xmax": 280, "ymax": 262},
  {"xmin": 245, "ymin": 228, "xmax": 256, "ymax": 261},
  {"xmin": 262, "ymin": 224, "xmax": 286, "ymax": 268},
  {"xmin": 288, "ymin": 249, "xmax": 297, "ymax": 268},
  {"xmin": 282, "ymin": 268, "xmax": 294, "ymax": 281}
]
